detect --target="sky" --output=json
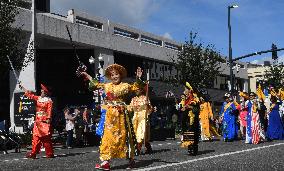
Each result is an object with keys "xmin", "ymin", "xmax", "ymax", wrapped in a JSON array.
[{"xmin": 50, "ymin": 0, "xmax": 284, "ymax": 63}]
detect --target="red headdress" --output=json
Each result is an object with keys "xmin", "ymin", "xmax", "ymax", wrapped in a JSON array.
[{"xmin": 41, "ymin": 84, "xmax": 50, "ymax": 94}]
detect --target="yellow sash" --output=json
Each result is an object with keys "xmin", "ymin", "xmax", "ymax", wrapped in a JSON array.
[{"xmin": 221, "ymin": 102, "xmax": 232, "ymax": 117}]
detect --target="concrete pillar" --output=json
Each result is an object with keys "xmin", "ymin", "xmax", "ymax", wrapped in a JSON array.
[
  {"xmin": 243, "ymin": 79, "xmax": 249, "ymax": 92},
  {"xmin": 10, "ymin": 1, "xmax": 37, "ymax": 133},
  {"xmin": 9, "ymin": 35, "xmax": 36, "ymax": 133}
]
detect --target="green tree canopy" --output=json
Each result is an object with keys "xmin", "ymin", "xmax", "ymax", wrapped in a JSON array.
[
  {"xmin": 172, "ymin": 32, "xmax": 224, "ymax": 90},
  {"xmin": 0, "ymin": 0, "xmax": 27, "ymax": 78},
  {"xmin": 264, "ymin": 62, "xmax": 284, "ymax": 89}
]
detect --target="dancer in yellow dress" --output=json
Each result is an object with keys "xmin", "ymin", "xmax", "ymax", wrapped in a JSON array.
[
  {"xmin": 80, "ymin": 64, "xmax": 144, "ymax": 170},
  {"xmin": 199, "ymin": 97, "xmax": 214, "ymax": 141},
  {"xmin": 129, "ymin": 87, "xmax": 153, "ymax": 155}
]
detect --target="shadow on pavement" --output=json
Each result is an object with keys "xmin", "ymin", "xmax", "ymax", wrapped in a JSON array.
[
  {"xmin": 112, "ymin": 159, "xmax": 177, "ymax": 170},
  {"xmin": 139, "ymin": 148, "xmax": 171, "ymax": 155},
  {"xmin": 54, "ymin": 151, "xmax": 91, "ymax": 158},
  {"xmin": 197, "ymin": 149, "xmax": 215, "ymax": 155}
]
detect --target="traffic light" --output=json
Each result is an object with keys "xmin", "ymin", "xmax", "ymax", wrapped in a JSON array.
[{"xmin": 271, "ymin": 43, "xmax": 278, "ymax": 60}]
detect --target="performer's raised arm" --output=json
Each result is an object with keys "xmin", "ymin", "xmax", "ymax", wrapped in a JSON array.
[
  {"xmin": 80, "ymin": 71, "xmax": 104, "ymax": 91},
  {"xmin": 129, "ymin": 67, "xmax": 147, "ymax": 92},
  {"xmin": 19, "ymin": 83, "xmax": 39, "ymax": 101}
]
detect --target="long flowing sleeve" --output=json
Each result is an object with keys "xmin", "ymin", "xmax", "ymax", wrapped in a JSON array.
[
  {"xmin": 129, "ymin": 78, "xmax": 146, "ymax": 92},
  {"xmin": 89, "ymin": 78, "xmax": 104, "ymax": 91},
  {"xmin": 46, "ymin": 100, "xmax": 53, "ymax": 122},
  {"xmin": 208, "ymin": 102, "xmax": 213, "ymax": 119},
  {"xmin": 24, "ymin": 91, "xmax": 39, "ymax": 101}
]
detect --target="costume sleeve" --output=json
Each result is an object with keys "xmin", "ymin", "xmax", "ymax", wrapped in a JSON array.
[
  {"xmin": 24, "ymin": 91, "xmax": 39, "ymax": 101},
  {"xmin": 46, "ymin": 100, "xmax": 53, "ymax": 121},
  {"xmin": 89, "ymin": 78, "xmax": 104, "ymax": 91},
  {"xmin": 236, "ymin": 104, "xmax": 241, "ymax": 111},
  {"xmin": 208, "ymin": 102, "xmax": 213, "ymax": 119},
  {"xmin": 128, "ymin": 99, "xmax": 134, "ymax": 112},
  {"xmin": 129, "ymin": 78, "xmax": 146, "ymax": 92},
  {"xmin": 146, "ymin": 97, "xmax": 153, "ymax": 114}
]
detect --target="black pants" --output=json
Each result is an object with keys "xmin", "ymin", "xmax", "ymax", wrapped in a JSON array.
[
  {"xmin": 66, "ymin": 130, "xmax": 73, "ymax": 147},
  {"xmin": 75, "ymin": 128, "xmax": 84, "ymax": 147}
]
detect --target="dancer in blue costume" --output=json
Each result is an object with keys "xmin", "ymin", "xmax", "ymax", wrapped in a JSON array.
[
  {"xmin": 220, "ymin": 93, "xmax": 238, "ymax": 142},
  {"xmin": 267, "ymin": 95, "xmax": 284, "ymax": 140},
  {"xmin": 245, "ymin": 92, "xmax": 255, "ymax": 144}
]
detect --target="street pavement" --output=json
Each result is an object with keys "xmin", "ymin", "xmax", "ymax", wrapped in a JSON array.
[{"xmin": 0, "ymin": 137, "xmax": 284, "ymax": 171}]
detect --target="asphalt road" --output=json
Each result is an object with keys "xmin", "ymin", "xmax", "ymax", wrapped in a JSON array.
[{"xmin": 1, "ymin": 138, "xmax": 284, "ymax": 171}]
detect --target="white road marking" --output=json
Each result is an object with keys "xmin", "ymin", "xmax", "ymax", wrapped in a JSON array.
[
  {"xmin": 137, "ymin": 142, "xmax": 284, "ymax": 171},
  {"xmin": 167, "ymin": 143, "xmax": 172, "ymax": 145},
  {"xmin": 158, "ymin": 144, "xmax": 163, "ymax": 146},
  {"xmin": 4, "ymin": 160, "xmax": 9, "ymax": 162},
  {"xmin": 92, "ymin": 151, "xmax": 97, "ymax": 153},
  {"xmin": 13, "ymin": 159, "xmax": 19, "ymax": 161}
]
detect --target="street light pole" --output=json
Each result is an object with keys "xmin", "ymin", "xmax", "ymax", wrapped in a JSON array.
[{"xmin": 228, "ymin": 5, "xmax": 238, "ymax": 95}]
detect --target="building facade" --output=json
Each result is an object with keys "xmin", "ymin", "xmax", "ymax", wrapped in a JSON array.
[{"xmin": 247, "ymin": 63, "xmax": 270, "ymax": 93}]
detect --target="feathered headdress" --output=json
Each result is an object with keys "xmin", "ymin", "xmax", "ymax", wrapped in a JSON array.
[
  {"xmin": 270, "ymin": 88, "xmax": 277, "ymax": 97},
  {"xmin": 185, "ymin": 82, "xmax": 193, "ymax": 91},
  {"xmin": 256, "ymin": 84, "xmax": 266, "ymax": 101},
  {"xmin": 239, "ymin": 91, "xmax": 249, "ymax": 100},
  {"xmin": 279, "ymin": 88, "xmax": 284, "ymax": 100}
]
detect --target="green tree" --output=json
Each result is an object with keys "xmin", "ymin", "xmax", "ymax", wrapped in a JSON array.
[
  {"xmin": 172, "ymin": 32, "xmax": 224, "ymax": 90},
  {"xmin": 0, "ymin": 0, "xmax": 29, "ymax": 78},
  {"xmin": 264, "ymin": 62, "xmax": 284, "ymax": 89}
]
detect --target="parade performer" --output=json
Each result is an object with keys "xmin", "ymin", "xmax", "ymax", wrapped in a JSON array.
[
  {"xmin": 237, "ymin": 92, "xmax": 249, "ymax": 140},
  {"xmin": 220, "ymin": 93, "xmax": 238, "ymax": 142},
  {"xmin": 199, "ymin": 97, "xmax": 214, "ymax": 141},
  {"xmin": 278, "ymin": 88, "xmax": 284, "ymax": 121},
  {"xmin": 266, "ymin": 92, "xmax": 284, "ymax": 141},
  {"xmin": 180, "ymin": 82, "xmax": 200, "ymax": 155},
  {"xmin": 256, "ymin": 85, "xmax": 268, "ymax": 134},
  {"xmin": 19, "ymin": 84, "xmax": 54, "ymax": 159},
  {"xmin": 80, "ymin": 64, "xmax": 144, "ymax": 170},
  {"xmin": 250, "ymin": 93, "xmax": 262, "ymax": 144},
  {"xmin": 245, "ymin": 92, "xmax": 255, "ymax": 144},
  {"xmin": 128, "ymin": 86, "xmax": 153, "ymax": 155}
]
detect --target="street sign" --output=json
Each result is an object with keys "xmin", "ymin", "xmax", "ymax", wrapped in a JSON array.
[{"xmin": 14, "ymin": 92, "xmax": 36, "ymax": 126}]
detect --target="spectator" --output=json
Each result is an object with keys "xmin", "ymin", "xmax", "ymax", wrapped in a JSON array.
[
  {"xmin": 74, "ymin": 107, "xmax": 84, "ymax": 147},
  {"xmin": 64, "ymin": 107, "xmax": 76, "ymax": 149},
  {"xmin": 172, "ymin": 113, "xmax": 178, "ymax": 131},
  {"xmin": 82, "ymin": 107, "xmax": 90, "ymax": 146}
]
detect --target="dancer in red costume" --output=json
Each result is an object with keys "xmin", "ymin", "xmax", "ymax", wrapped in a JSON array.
[{"xmin": 19, "ymin": 84, "xmax": 54, "ymax": 159}]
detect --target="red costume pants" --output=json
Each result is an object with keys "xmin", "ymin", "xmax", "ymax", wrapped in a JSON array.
[{"xmin": 31, "ymin": 135, "xmax": 54, "ymax": 157}]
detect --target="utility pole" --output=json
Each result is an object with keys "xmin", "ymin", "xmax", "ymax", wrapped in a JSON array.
[{"xmin": 228, "ymin": 5, "xmax": 238, "ymax": 95}]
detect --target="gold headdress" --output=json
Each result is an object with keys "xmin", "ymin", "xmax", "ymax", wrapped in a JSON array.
[{"xmin": 105, "ymin": 64, "xmax": 127, "ymax": 79}]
